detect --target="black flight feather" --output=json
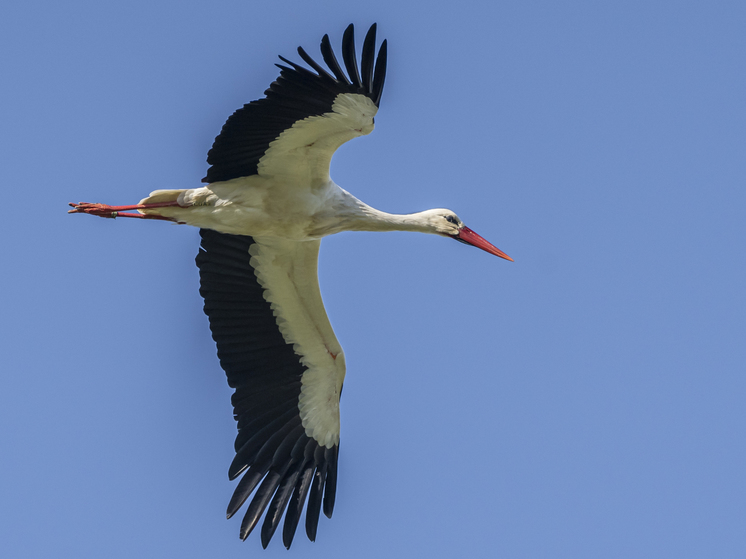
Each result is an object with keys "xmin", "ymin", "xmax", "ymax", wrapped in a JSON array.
[
  {"xmin": 342, "ymin": 24, "xmax": 362, "ymax": 87},
  {"xmin": 305, "ymin": 463, "xmax": 327, "ymax": 541},
  {"xmin": 283, "ymin": 462, "xmax": 316, "ymax": 549},
  {"xmin": 361, "ymin": 24, "xmax": 377, "ymax": 94},
  {"xmin": 372, "ymin": 39, "xmax": 388, "ymax": 107},
  {"xmin": 320, "ymin": 33, "xmax": 351, "ymax": 85}
]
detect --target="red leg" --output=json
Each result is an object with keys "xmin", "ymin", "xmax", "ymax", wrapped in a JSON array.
[{"xmin": 68, "ymin": 201, "xmax": 181, "ymax": 221}]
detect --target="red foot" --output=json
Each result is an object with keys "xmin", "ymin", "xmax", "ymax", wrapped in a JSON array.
[
  {"xmin": 68, "ymin": 202, "xmax": 120, "ymax": 218},
  {"xmin": 68, "ymin": 201, "xmax": 180, "ymax": 222}
]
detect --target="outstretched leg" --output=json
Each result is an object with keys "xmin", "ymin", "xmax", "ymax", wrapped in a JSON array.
[{"xmin": 68, "ymin": 201, "xmax": 181, "ymax": 221}]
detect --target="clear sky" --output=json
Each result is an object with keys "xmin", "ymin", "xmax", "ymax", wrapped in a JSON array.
[{"xmin": 2, "ymin": 1, "xmax": 745, "ymax": 557}]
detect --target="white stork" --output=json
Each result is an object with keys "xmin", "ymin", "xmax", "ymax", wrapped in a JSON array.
[{"xmin": 69, "ymin": 23, "xmax": 513, "ymax": 549}]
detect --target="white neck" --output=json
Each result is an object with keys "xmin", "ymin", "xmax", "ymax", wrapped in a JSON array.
[
  {"xmin": 322, "ymin": 189, "xmax": 436, "ymax": 235},
  {"xmin": 350, "ymin": 205, "xmax": 436, "ymax": 233}
]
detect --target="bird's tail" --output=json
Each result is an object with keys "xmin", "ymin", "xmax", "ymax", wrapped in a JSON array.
[{"xmin": 138, "ymin": 189, "xmax": 185, "ymax": 207}]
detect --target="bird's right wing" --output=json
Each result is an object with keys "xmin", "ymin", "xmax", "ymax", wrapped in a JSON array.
[
  {"xmin": 196, "ymin": 229, "xmax": 345, "ymax": 549},
  {"xmin": 203, "ymin": 23, "xmax": 387, "ymax": 186}
]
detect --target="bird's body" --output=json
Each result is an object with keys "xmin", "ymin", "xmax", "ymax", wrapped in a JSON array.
[
  {"xmin": 139, "ymin": 179, "xmax": 449, "ymax": 239},
  {"xmin": 70, "ymin": 23, "xmax": 512, "ymax": 549}
]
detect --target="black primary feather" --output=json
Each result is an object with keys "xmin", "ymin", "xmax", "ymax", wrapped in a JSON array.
[
  {"xmin": 342, "ymin": 25, "xmax": 362, "ymax": 87},
  {"xmin": 360, "ymin": 24, "xmax": 377, "ymax": 94}
]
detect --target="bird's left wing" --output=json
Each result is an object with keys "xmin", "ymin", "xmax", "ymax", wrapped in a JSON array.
[
  {"xmin": 196, "ymin": 229, "xmax": 345, "ymax": 548},
  {"xmin": 203, "ymin": 23, "xmax": 387, "ymax": 186}
]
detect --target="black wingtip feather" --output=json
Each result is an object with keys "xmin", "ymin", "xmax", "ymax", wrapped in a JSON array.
[
  {"xmin": 227, "ymin": 464, "xmax": 268, "ymax": 519},
  {"xmin": 240, "ymin": 469, "xmax": 283, "ymax": 540},
  {"xmin": 296, "ymin": 46, "xmax": 335, "ymax": 82},
  {"xmin": 361, "ymin": 23, "xmax": 377, "ymax": 93},
  {"xmin": 282, "ymin": 463, "xmax": 316, "ymax": 549},
  {"xmin": 320, "ymin": 34, "xmax": 350, "ymax": 85},
  {"xmin": 261, "ymin": 462, "xmax": 302, "ymax": 548},
  {"xmin": 323, "ymin": 445, "xmax": 339, "ymax": 518},
  {"xmin": 305, "ymin": 464, "xmax": 327, "ymax": 541},
  {"xmin": 342, "ymin": 24, "xmax": 362, "ymax": 88},
  {"xmin": 372, "ymin": 39, "xmax": 387, "ymax": 107}
]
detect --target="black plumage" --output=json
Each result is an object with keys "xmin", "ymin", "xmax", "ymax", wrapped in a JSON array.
[
  {"xmin": 203, "ymin": 23, "xmax": 387, "ymax": 184},
  {"xmin": 196, "ymin": 229, "xmax": 338, "ymax": 548}
]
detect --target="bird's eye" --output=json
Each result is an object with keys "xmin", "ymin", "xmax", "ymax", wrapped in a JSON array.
[{"xmin": 444, "ymin": 215, "xmax": 457, "ymax": 224}]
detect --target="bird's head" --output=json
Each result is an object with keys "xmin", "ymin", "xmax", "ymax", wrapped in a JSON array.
[{"xmin": 422, "ymin": 209, "xmax": 514, "ymax": 262}]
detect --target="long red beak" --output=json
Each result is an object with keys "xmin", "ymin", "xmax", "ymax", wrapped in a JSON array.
[{"xmin": 455, "ymin": 227, "xmax": 514, "ymax": 261}]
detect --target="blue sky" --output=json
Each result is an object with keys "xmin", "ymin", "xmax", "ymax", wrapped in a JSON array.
[{"xmin": 2, "ymin": 1, "xmax": 745, "ymax": 557}]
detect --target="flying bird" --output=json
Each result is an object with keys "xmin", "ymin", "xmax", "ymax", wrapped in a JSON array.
[{"xmin": 69, "ymin": 23, "xmax": 513, "ymax": 549}]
